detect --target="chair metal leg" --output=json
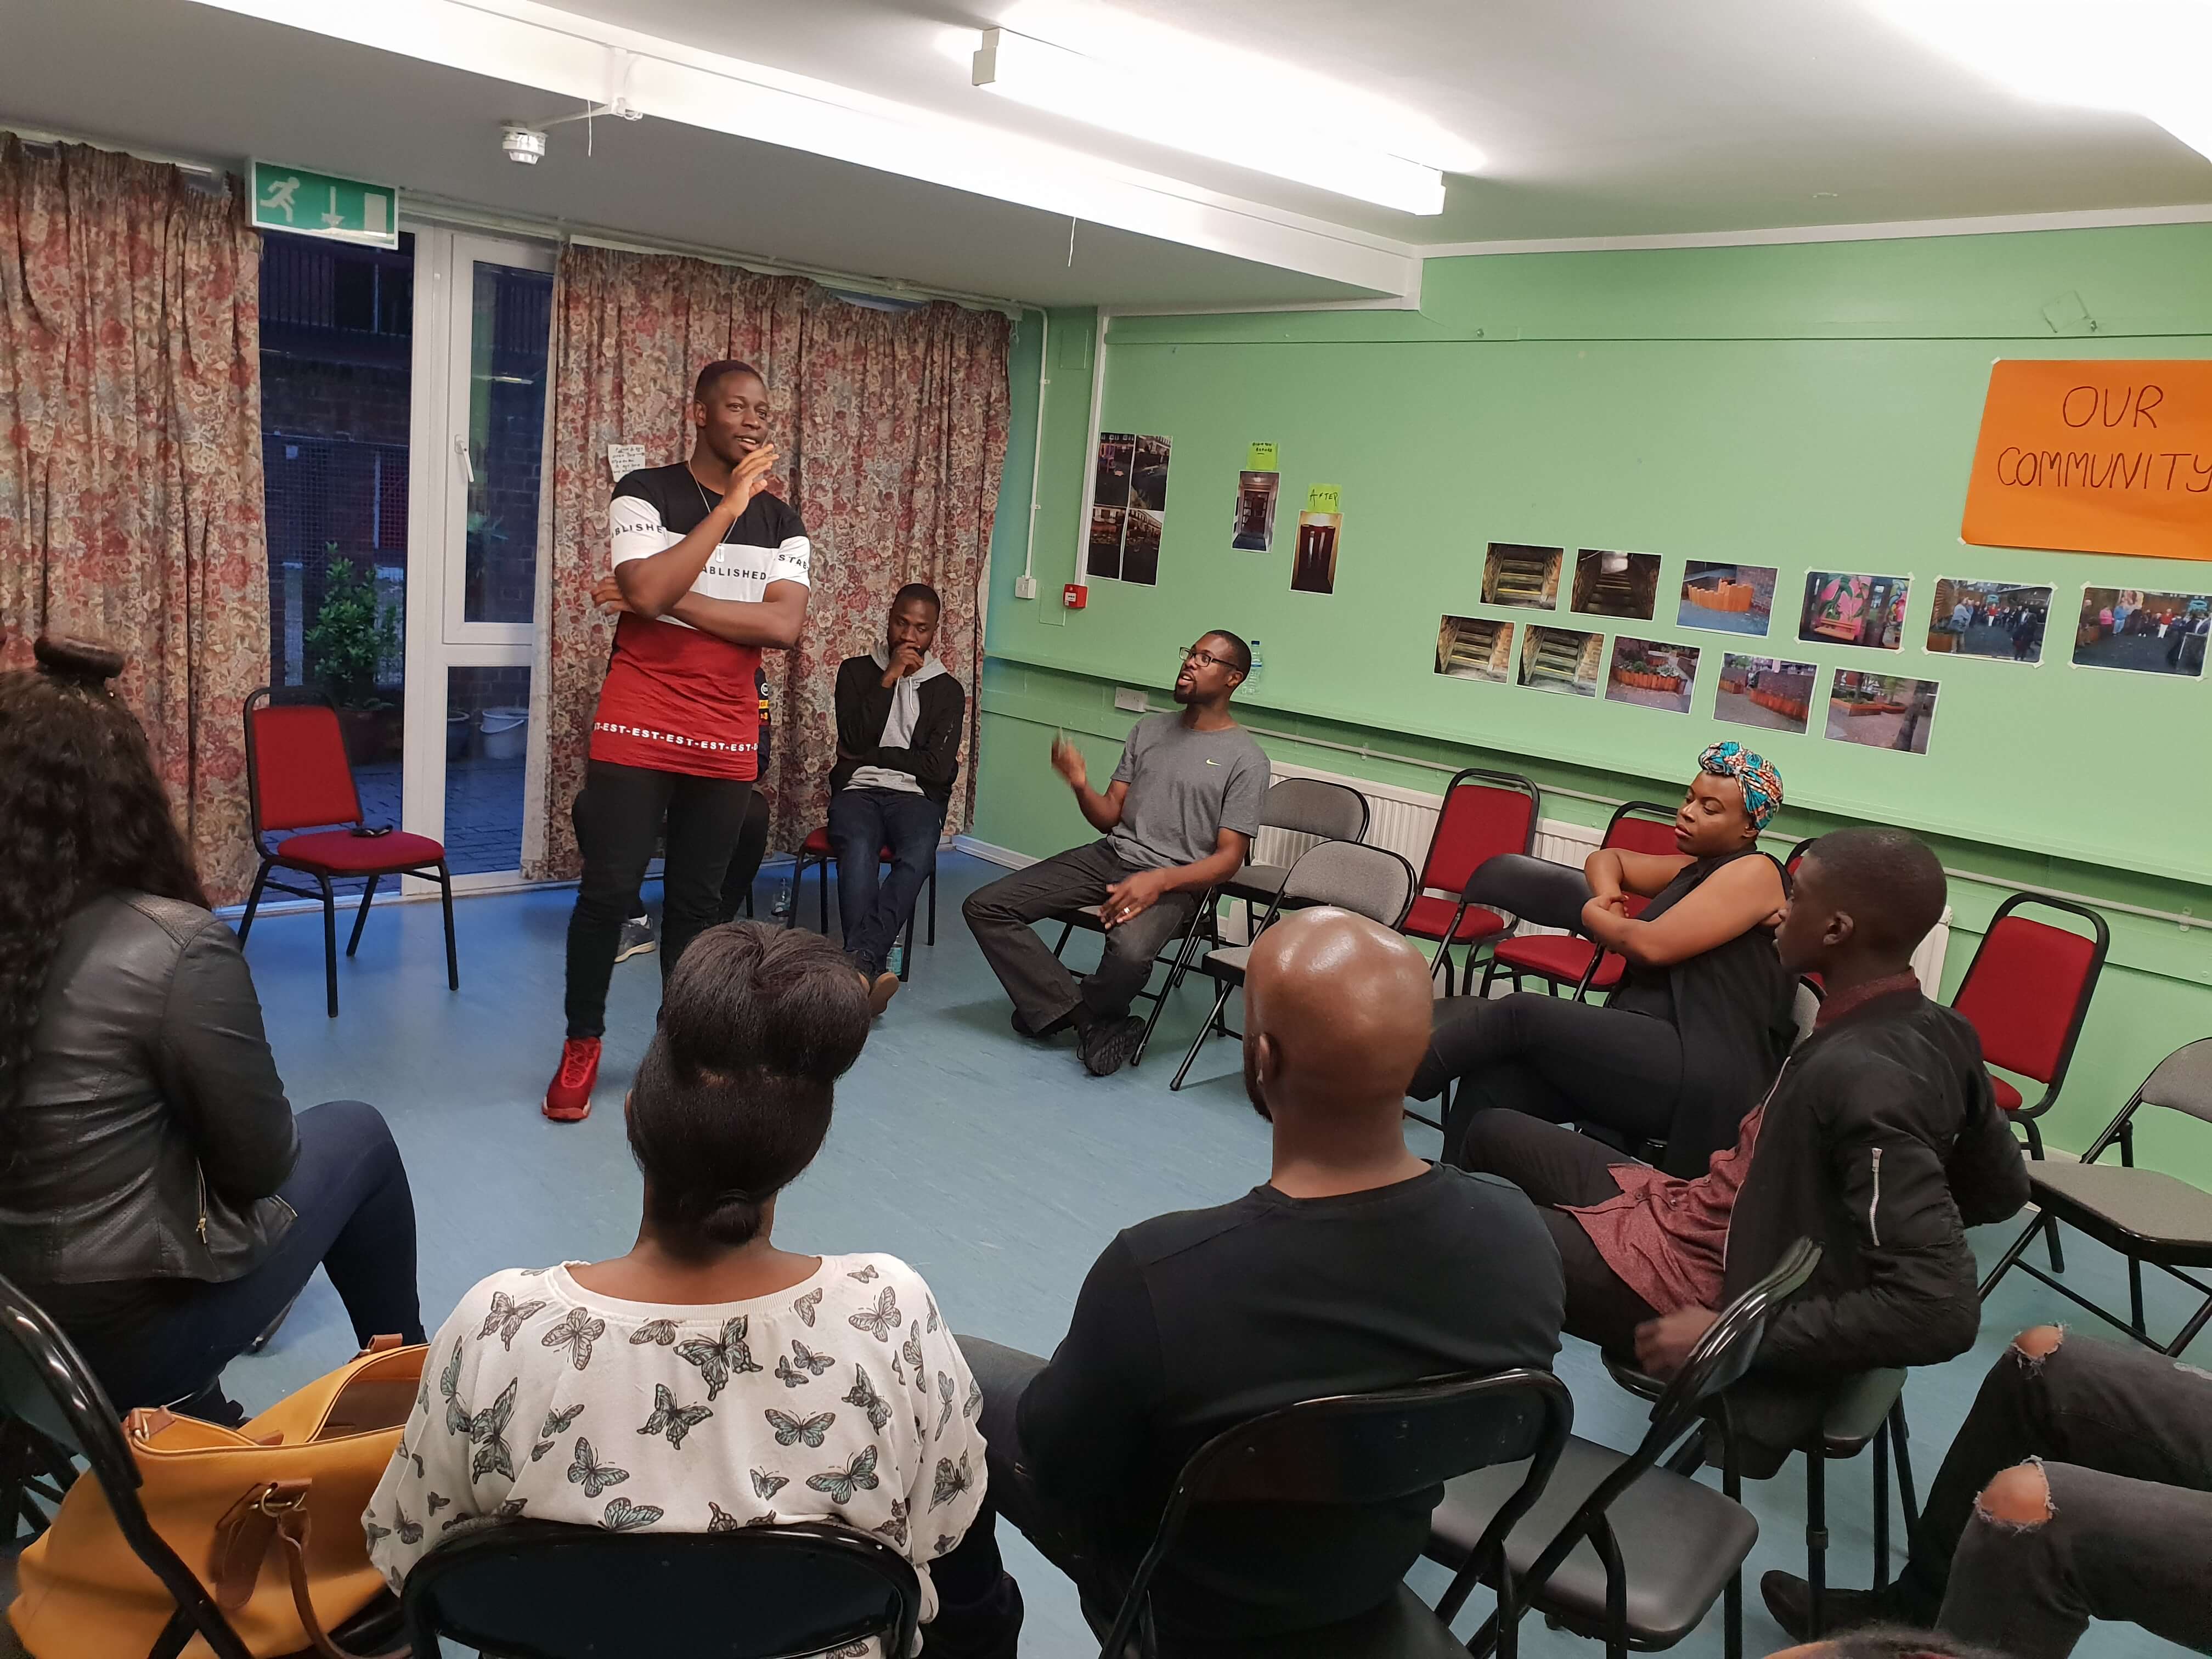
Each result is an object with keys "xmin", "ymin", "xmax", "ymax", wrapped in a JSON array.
[
  {"xmin": 2166, "ymin": 1291, "xmax": 2212, "ymax": 1357},
  {"xmin": 236, "ymin": 860, "xmax": 273, "ymax": 943},
  {"xmin": 1872, "ymin": 1415, "xmax": 1891, "ymax": 1590},
  {"xmin": 1891, "ymin": 1402, "xmax": 1920, "ymax": 1534},
  {"xmin": 926, "ymin": 867, "xmax": 936, "ymax": 945},
  {"xmin": 2128, "ymin": 1253, "xmax": 2147, "ymax": 1337},
  {"xmin": 1804, "ymin": 1445, "xmax": 1828, "ymax": 1637},
  {"xmin": 318, "ymin": 874, "xmax": 339, "ymax": 1018},
  {"xmin": 346, "ymin": 873, "xmax": 379, "ymax": 957},
  {"xmin": 898, "ymin": 907, "xmax": 916, "ymax": 983},
  {"xmin": 1722, "ymin": 1406, "xmax": 1743, "ymax": 1659},
  {"xmin": 1977, "ymin": 1209, "xmax": 2045, "ymax": 1301},
  {"xmin": 820, "ymin": 852, "xmax": 831, "ymax": 935},
  {"xmin": 437, "ymin": 864, "xmax": 460, "ymax": 989},
  {"xmin": 1171, "ymin": 982, "xmax": 1234, "ymax": 1092}
]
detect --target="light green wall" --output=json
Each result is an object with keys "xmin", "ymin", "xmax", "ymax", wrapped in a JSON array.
[{"xmin": 974, "ymin": 232, "xmax": 2212, "ymax": 1178}]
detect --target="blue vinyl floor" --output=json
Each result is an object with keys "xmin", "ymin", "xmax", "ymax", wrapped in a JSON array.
[{"xmin": 207, "ymin": 851, "xmax": 2198, "ymax": 1659}]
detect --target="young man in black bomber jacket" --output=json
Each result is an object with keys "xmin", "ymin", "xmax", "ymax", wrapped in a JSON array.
[
  {"xmin": 828, "ymin": 584, "xmax": 965, "ymax": 1015},
  {"xmin": 1467, "ymin": 825, "xmax": 2029, "ymax": 1467}
]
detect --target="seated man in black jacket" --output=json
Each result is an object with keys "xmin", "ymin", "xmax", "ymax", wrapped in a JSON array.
[
  {"xmin": 930, "ymin": 909, "xmax": 1565, "ymax": 1651},
  {"xmin": 829, "ymin": 584, "xmax": 965, "ymax": 1014},
  {"xmin": 1465, "ymin": 825, "xmax": 2028, "ymax": 1458}
]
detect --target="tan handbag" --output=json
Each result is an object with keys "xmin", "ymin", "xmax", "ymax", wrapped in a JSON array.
[{"xmin": 9, "ymin": 1337, "xmax": 423, "ymax": 1659}]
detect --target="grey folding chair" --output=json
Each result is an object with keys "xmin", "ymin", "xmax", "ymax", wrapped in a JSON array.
[
  {"xmin": 1220, "ymin": 777, "xmax": 1373, "ymax": 920},
  {"xmin": 1168, "ymin": 842, "xmax": 1418, "ymax": 1092},
  {"xmin": 1979, "ymin": 1035, "xmax": 2212, "ymax": 1355}
]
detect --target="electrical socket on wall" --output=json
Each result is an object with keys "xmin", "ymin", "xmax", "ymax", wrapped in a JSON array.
[
  {"xmin": 1114, "ymin": 687, "xmax": 1148, "ymax": 712},
  {"xmin": 1013, "ymin": 574, "xmax": 1039, "ymax": 599}
]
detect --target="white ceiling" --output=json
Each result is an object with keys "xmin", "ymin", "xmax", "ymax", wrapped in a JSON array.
[{"xmin": 4, "ymin": 0, "xmax": 2210, "ymax": 310}]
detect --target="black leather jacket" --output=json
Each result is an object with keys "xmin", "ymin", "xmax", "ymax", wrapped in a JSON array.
[{"xmin": 1, "ymin": 892, "xmax": 299, "ymax": 1289}]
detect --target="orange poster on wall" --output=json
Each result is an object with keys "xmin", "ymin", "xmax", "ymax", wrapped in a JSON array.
[{"xmin": 1961, "ymin": 360, "xmax": 2212, "ymax": 562}]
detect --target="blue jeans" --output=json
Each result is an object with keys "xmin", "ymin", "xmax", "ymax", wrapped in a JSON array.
[
  {"xmin": 61, "ymin": 1099, "xmax": 425, "ymax": 1420},
  {"xmin": 827, "ymin": 787, "xmax": 944, "ymax": 975}
]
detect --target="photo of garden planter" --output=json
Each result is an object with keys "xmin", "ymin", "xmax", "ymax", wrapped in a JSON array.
[
  {"xmin": 1677, "ymin": 561, "xmax": 1775, "ymax": 636},
  {"xmin": 1715, "ymin": 654, "xmax": 1816, "ymax": 735},
  {"xmin": 1826, "ymin": 672, "xmax": 1939, "ymax": 755},
  {"xmin": 1604, "ymin": 637, "xmax": 1701, "ymax": 714},
  {"xmin": 1798, "ymin": 570, "xmax": 1909, "ymax": 651}
]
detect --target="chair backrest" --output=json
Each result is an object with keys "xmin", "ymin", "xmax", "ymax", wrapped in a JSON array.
[
  {"xmin": 1462, "ymin": 854, "xmax": 1590, "ymax": 936},
  {"xmin": 1789, "ymin": 977, "xmax": 1824, "ymax": 1051},
  {"xmin": 1948, "ymin": 893, "xmax": 2111, "ymax": 1092},
  {"xmin": 1273, "ymin": 840, "xmax": 1418, "ymax": 929},
  {"xmin": 1418, "ymin": 769, "xmax": 1541, "ymax": 897},
  {"xmin": 1512, "ymin": 1240, "xmax": 1821, "ymax": 1602},
  {"xmin": 1603, "ymin": 800, "xmax": 1680, "ymax": 859},
  {"xmin": 2139, "ymin": 1037, "xmax": 2212, "ymax": 1128},
  {"xmin": 243, "ymin": 686, "xmax": 364, "ymax": 836},
  {"xmin": 0, "ymin": 1275, "xmax": 256, "ymax": 1659},
  {"xmin": 1260, "ymin": 776, "xmax": 1371, "ymax": 844},
  {"xmin": 401, "ymin": 1518, "xmax": 922, "ymax": 1659},
  {"xmin": 1784, "ymin": 836, "xmax": 1816, "ymax": 876},
  {"xmin": 1103, "ymin": 1369, "xmax": 1573, "ymax": 1659}
]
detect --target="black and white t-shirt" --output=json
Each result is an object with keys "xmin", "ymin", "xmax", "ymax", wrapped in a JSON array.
[{"xmin": 589, "ymin": 463, "xmax": 810, "ymax": 780}]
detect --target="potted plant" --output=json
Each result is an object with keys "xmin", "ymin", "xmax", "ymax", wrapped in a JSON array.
[{"xmin": 304, "ymin": 551, "xmax": 401, "ymax": 764}]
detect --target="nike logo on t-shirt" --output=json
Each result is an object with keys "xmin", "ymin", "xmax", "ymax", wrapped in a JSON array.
[{"xmin": 1205, "ymin": 758, "xmax": 1219, "ymax": 766}]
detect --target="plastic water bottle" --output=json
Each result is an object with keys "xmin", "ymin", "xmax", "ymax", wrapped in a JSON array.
[
  {"xmin": 884, "ymin": 940, "xmax": 905, "ymax": 978},
  {"xmin": 1246, "ymin": 638, "xmax": 1263, "ymax": 685},
  {"xmin": 771, "ymin": 877, "xmax": 793, "ymax": 919}
]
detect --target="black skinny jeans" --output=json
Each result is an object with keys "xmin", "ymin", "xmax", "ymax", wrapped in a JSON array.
[
  {"xmin": 566, "ymin": 759, "xmax": 752, "ymax": 1039},
  {"xmin": 1414, "ymin": 992, "xmax": 1683, "ymax": 1165},
  {"xmin": 1897, "ymin": 1331, "xmax": 2212, "ymax": 1659},
  {"xmin": 716, "ymin": 789, "xmax": 773, "ymax": 922},
  {"xmin": 60, "ymin": 1099, "xmax": 424, "ymax": 1421}
]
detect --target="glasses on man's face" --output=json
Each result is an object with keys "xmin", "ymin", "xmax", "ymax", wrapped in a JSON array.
[{"xmin": 1178, "ymin": 646, "xmax": 1229, "ymax": 671}]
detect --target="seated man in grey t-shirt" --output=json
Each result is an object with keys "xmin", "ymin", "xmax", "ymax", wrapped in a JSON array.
[{"xmin": 962, "ymin": 630, "xmax": 1270, "ymax": 1077}]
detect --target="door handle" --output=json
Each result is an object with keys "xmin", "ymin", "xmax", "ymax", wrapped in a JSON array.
[{"xmin": 454, "ymin": 433, "xmax": 475, "ymax": 485}]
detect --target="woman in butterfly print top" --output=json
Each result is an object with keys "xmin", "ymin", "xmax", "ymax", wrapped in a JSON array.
[{"xmin": 363, "ymin": 927, "xmax": 1002, "ymax": 1656}]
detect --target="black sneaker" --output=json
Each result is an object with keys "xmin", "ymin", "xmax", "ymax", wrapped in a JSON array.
[
  {"xmin": 1081, "ymin": 1014, "xmax": 1146, "ymax": 1077},
  {"xmin": 1759, "ymin": 1572, "xmax": 1910, "ymax": 1643}
]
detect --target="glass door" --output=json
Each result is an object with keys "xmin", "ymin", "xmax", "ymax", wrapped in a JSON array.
[{"xmin": 400, "ymin": 229, "xmax": 555, "ymax": 888}]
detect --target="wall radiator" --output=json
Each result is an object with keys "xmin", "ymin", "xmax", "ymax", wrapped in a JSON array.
[{"xmin": 1254, "ymin": 759, "xmax": 1951, "ymax": 987}]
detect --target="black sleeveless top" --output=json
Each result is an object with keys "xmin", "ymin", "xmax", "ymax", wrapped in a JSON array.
[{"xmin": 1608, "ymin": 849, "xmax": 1796, "ymax": 1176}]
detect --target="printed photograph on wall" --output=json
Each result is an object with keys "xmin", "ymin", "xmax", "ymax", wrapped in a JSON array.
[
  {"xmin": 1291, "ymin": 511, "xmax": 1342, "ymax": 594},
  {"xmin": 1120, "ymin": 506, "xmax": 1163, "ymax": 586},
  {"xmin": 1716, "ymin": 654, "xmax": 1816, "ymax": 735},
  {"xmin": 1571, "ymin": 549, "xmax": 1661, "ymax": 621},
  {"xmin": 1826, "ymin": 671, "xmax": 1940, "ymax": 755},
  {"xmin": 1518, "ymin": 625, "xmax": 1604, "ymax": 697},
  {"xmin": 1094, "ymin": 432, "xmax": 1135, "ymax": 507},
  {"xmin": 2071, "ymin": 586, "xmax": 2210, "ymax": 678},
  {"xmin": 1087, "ymin": 505, "xmax": 1125, "ymax": 580},
  {"xmin": 1130, "ymin": 434, "xmax": 1171, "ymax": 512},
  {"xmin": 1927, "ymin": 579, "xmax": 2051, "ymax": 663},
  {"xmin": 1798, "ymin": 571, "xmax": 1909, "ymax": 651},
  {"xmin": 1481, "ymin": 542, "xmax": 1563, "ymax": 609},
  {"xmin": 1678, "ymin": 561, "xmax": 1775, "ymax": 636},
  {"xmin": 1231, "ymin": 470, "xmax": 1279, "ymax": 551},
  {"xmin": 1604, "ymin": 637, "xmax": 1701, "ymax": 714},
  {"xmin": 1436, "ymin": 615, "xmax": 1515, "ymax": 684}
]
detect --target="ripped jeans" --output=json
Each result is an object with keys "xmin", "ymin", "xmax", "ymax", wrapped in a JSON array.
[{"xmin": 1903, "ymin": 1327, "xmax": 2212, "ymax": 1659}]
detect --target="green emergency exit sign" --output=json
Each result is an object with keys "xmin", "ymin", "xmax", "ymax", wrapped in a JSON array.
[{"xmin": 250, "ymin": 161, "xmax": 399, "ymax": 249}]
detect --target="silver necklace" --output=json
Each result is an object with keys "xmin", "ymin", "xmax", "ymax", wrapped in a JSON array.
[{"xmin": 694, "ymin": 473, "xmax": 736, "ymax": 541}]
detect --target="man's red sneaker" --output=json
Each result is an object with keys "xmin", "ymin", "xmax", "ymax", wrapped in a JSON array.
[{"xmin": 543, "ymin": 1037, "xmax": 601, "ymax": 1122}]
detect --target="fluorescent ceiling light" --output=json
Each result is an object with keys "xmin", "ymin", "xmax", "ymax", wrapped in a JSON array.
[
  {"xmin": 972, "ymin": 26, "xmax": 1449, "ymax": 215},
  {"xmin": 1868, "ymin": 0, "xmax": 2212, "ymax": 161}
]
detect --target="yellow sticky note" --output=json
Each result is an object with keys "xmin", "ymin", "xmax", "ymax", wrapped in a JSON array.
[
  {"xmin": 1305, "ymin": 483, "xmax": 1340, "ymax": 515},
  {"xmin": 1245, "ymin": 442, "xmax": 1278, "ymax": 471}
]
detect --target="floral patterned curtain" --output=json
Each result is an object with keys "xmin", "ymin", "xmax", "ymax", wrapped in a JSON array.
[
  {"xmin": 526, "ymin": 245, "xmax": 1011, "ymax": 879},
  {"xmin": 0, "ymin": 137, "xmax": 269, "ymax": 904}
]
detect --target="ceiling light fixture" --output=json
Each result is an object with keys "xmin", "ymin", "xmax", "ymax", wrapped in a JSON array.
[
  {"xmin": 1868, "ymin": 0, "xmax": 2212, "ymax": 162},
  {"xmin": 972, "ymin": 26, "xmax": 1447, "ymax": 215}
]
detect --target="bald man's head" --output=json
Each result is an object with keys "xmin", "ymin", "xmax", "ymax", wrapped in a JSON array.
[{"xmin": 1243, "ymin": 908, "xmax": 1435, "ymax": 1127}]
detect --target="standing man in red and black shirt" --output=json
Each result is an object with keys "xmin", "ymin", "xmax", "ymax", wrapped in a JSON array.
[{"xmin": 545, "ymin": 359, "xmax": 811, "ymax": 1122}]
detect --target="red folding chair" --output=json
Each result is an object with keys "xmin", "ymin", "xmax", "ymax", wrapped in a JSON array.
[
  {"xmin": 1481, "ymin": 799, "xmax": 1676, "ymax": 1001},
  {"xmin": 1948, "ymin": 891, "xmax": 2110, "ymax": 1268},
  {"xmin": 1402, "ymin": 769, "xmax": 1541, "ymax": 995},
  {"xmin": 238, "ymin": 689, "xmax": 459, "ymax": 1018}
]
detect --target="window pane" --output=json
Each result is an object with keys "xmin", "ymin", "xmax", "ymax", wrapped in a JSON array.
[
  {"xmin": 464, "ymin": 263, "xmax": 553, "ymax": 624},
  {"xmin": 445, "ymin": 666, "xmax": 532, "ymax": 874}
]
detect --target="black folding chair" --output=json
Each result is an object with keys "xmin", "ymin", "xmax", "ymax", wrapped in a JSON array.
[
  {"xmin": 1094, "ymin": 1368, "xmax": 1572, "ymax": 1659},
  {"xmin": 1425, "ymin": 1238, "xmax": 1822, "ymax": 1659},
  {"xmin": 401, "ymin": 1516, "xmax": 921, "ymax": 1659},
  {"xmin": 1979, "ymin": 1035, "xmax": 2212, "ymax": 1356},
  {"xmin": 1049, "ymin": 893, "xmax": 1220, "ymax": 1067},
  {"xmin": 0, "ymin": 1272, "xmax": 402, "ymax": 1659},
  {"xmin": 1220, "ymin": 776, "xmax": 1373, "ymax": 926}
]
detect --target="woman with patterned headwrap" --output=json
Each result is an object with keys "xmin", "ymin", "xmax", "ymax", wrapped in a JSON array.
[{"xmin": 1412, "ymin": 741, "xmax": 1797, "ymax": 1177}]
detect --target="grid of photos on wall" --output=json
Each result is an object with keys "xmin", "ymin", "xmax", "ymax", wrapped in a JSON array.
[{"xmin": 1088, "ymin": 431, "xmax": 1170, "ymax": 585}]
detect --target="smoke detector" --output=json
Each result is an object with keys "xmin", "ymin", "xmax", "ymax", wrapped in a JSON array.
[{"xmin": 500, "ymin": 124, "xmax": 548, "ymax": 165}]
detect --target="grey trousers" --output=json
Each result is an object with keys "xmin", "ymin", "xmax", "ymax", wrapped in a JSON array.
[
  {"xmin": 1914, "ymin": 1333, "xmax": 2212, "ymax": 1659},
  {"xmin": 960, "ymin": 840, "xmax": 1198, "ymax": 1032}
]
